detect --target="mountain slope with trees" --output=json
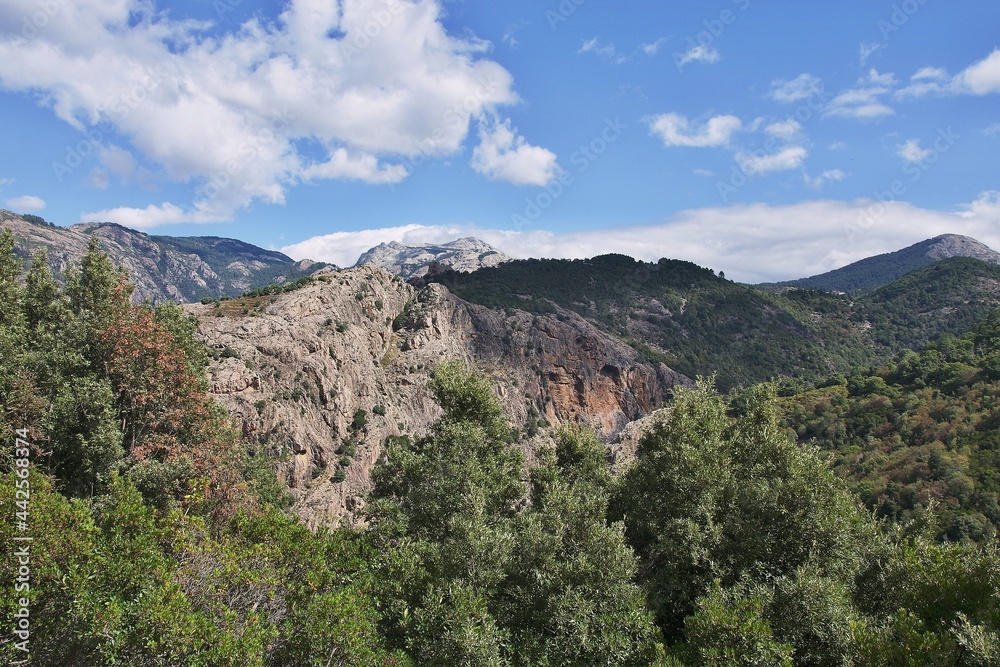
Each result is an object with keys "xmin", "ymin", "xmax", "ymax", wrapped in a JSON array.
[{"xmin": 428, "ymin": 253, "xmax": 1000, "ymax": 391}]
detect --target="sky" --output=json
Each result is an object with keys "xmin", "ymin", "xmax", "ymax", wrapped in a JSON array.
[{"xmin": 0, "ymin": 0, "xmax": 999, "ymax": 282}]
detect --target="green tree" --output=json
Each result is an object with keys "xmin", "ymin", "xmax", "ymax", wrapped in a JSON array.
[{"xmin": 613, "ymin": 380, "xmax": 873, "ymax": 642}]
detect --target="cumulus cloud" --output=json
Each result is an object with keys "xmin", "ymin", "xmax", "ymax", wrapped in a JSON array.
[
  {"xmin": 648, "ymin": 113, "xmax": 742, "ymax": 148},
  {"xmin": 6, "ymin": 195, "xmax": 45, "ymax": 211},
  {"xmin": 735, "ymin": 146, "xmax": 807, "ymax": 175},
  {"xmin": 0, "ymin": 0, "xmax": 549, "ymax": 227},
  {"xmin": 281, "ymin": 196, "xmax": 1000, "ymax": 283},
  {"xmin": 769, "ymin": 74, "xmax": 824, "ymax": 103},
  {"xmin": 470, "ymin": 115, "xmax": 561, "ymax": 186},
  {"xmin": 898, "ymin": 139, "xmax": 931, "ymax": 164}
]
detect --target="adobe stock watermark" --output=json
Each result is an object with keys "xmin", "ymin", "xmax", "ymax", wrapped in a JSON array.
[
  {"xmin": 10, "ymin": 428, "xmax": 33, "ymax": 663},
  {"xmin": 510, "ymin": 117, "xmax": 626, "ymax": 230},
  {"xmin": 845, "ymin": 126, "xmax": 959, "ymax": 243},
  {"xmin": 716, "ymin": 87, "xmax": 831, "ymax": 202},
  {"xmin": 546, "ymin": 0, "xmax": 589, "ymax": 30},
  {"xmin": 51, "ymin": 64, "xmax": 178, "ymax": 182},
  {"xmin": 673, "ymin": 0, "xmax": 752, "ymax": 72},
  {"xmin": 878, "ymin": 0, "xmax": 932, "ymax": 40},
  {"xmin": 9, "ymin": 0, "xmax": 70, "ymax": 46}
]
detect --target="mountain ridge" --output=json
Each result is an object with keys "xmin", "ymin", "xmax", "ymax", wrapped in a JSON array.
[
  {"xmin": 773, "ymin": 234, "xmax": 1000, "ymax": 293},
  {"xmin": 0, "ymin": 210, "xmax": 322, "ymax": 303}
]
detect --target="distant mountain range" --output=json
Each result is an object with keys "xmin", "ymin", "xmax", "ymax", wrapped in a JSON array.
[
  {"xmin": 0, "ymin": 210, "xmax": 321, "ymax": 303},
  {"xmin": 772, "ymin": 234, "xmax": 1000, "ymax": 293},
  {"xmin": 354, "ymin": 237, "xmax": 510, "ymax": 279}
]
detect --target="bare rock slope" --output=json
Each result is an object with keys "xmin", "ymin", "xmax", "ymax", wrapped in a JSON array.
[{"xmin": 189, "ymin": 264, "xmax": 687, "ymax": 527}]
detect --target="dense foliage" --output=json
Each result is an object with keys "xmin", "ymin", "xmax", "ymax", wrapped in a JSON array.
[
  {"xmin": 781, "ymin": 309, "xmax": 1000, "ymax": 543},
  {"xmin": 367, "ymin": 363, "xmax": 659, "ymax": 666}
]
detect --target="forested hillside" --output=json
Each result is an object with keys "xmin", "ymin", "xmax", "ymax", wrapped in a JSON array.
[
  {"xmin": 429, "ymin": 254, "xmax": 1000, "ymax": 391},
  {"xmin": 781, "ymin": 309, "xmax": 1000, "ymax": 543}
]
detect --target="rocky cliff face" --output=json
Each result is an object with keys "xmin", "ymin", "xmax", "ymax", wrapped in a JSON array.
[
  {"xmin": 188, "ymin": 264, "xmax": 687, "ymax": 527},
  {"xmin": 355, "ymin": 237, "xmax": 511, "ymax": 279},
  {"xmin": 1, "ymin": 211, "xmax": 319, "ymax": 303}
]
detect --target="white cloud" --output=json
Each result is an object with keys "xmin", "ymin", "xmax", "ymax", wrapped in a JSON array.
[
  {"xmin": 579, "ymin": 38, "xmax": 625, "ymax": 64},
  {"xmin": 804, "ymin": 169, "xmax": 847, "ymax": 189},
  {"xmin": 81, "ymin": 202, "xmax": 194, "ymax": 227},
  {"xmin": 693, "ymin": 168, "xmax": 714, "ymax": 177},
  {"xmin": 281, "ymin": 196, "xmax": 1000, "ymax": 283},
  {"xmin": 769, "ymin": 74, "xmax": 823, "ymax": 103},
  {"xmin": 302, "ymin": 148, "xmax": 408, "ymax": 184},
  {"xmin": 960, "ymin": 191, "xmax": 1000, "ymax": 221},
  {"xmin": 985, "ymin": 123, "xmax": 1000, "ymax": 137},
  {"xmin": 6, "ymin": 195, "xmax": 45, "ymax": 212},
  {"xmin": 898, "ymin": 139, "xmax": 931, "ymax": 164},
  {"xmin": 649, "ymin": 113, "xmax": 742, "ymax": 148},
  {"xmin": 825, "ymin": 70, "xmax": 897, "ymax": 119},
  {"xmin": 913, "ymin": 67, "xmax": 949, "ymax": 81},
  {"xmin": 898, "ymin": 50, "xmax": 1000, "ymax": 98},
  {"xmin": 676, "ymin": 44, "xmax": 720, "ymax": 67},
  {"xmin": 470, "ymin": 115, "xmax": 561, "ymax": 186},
  {"xmin": 956, "ymin": 49, "xmax": 1000, "ymax": 95},
  {"xmin": 0, "ymin": 0, "xmax": 548, "ymax": 227},
  {"xmin": 735, "ymin": 146, "xmax": 807, "ymax": 175},
  {"xmin": 641, "ymin": 38, "xmax": 667, "ymax": 56},
  {"xmin": 764, "ymin": 119, "xmax": 803, "ymax": 140}
]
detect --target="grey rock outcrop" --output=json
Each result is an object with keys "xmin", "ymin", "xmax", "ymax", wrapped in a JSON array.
[
  {"xmin": 355, "ymin": 237, "xmax": 511, "ymax": 279},
  {"xmin": 189, "ymin": 264, "xmax": 688, "ymax": 528}
]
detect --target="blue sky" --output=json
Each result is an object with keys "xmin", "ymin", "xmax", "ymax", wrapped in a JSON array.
[{"xmin": 1, "ymin": 0, "xmax": 998, "ymax": 281}]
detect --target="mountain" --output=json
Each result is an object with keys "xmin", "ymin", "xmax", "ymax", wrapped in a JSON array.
[
  {"xmin": 0, "ymin": 209, "xmax": 321, "ymax": 303},
  {"xmin": 427, "ymin": 253, "xmax": 1000, "ymax": 391},
  {"xmin": 188, "ymin": 265, "xmax": 687, "ymax": 525},
  {"xmin": 776, "ymin": 234, "xmax": 1000, "ymax": 293},
  {"xmin": 354, "ymin": 237, "xmax": 510, "ymax": 279}
]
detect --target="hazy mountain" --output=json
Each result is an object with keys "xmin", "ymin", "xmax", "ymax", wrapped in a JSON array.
[
  {"xmin": 354, "ymin": 237, "xmax": 510, "ymax": 279},
  {"xmin": 1, "ymin": 210, "xmax": 322, "ymax": 303},
  {"xmin": 775, "ymin": 234, "xmax": 1000, "ymax": 293}
]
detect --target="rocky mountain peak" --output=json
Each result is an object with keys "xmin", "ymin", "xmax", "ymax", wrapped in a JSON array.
[
  {"xmin": 926, "ymin": 234, "xmax": 1000, "ymax": 264},
  {"xmin": 354, "ymin": 237, "xmax": 511, "ymax": 279}
]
